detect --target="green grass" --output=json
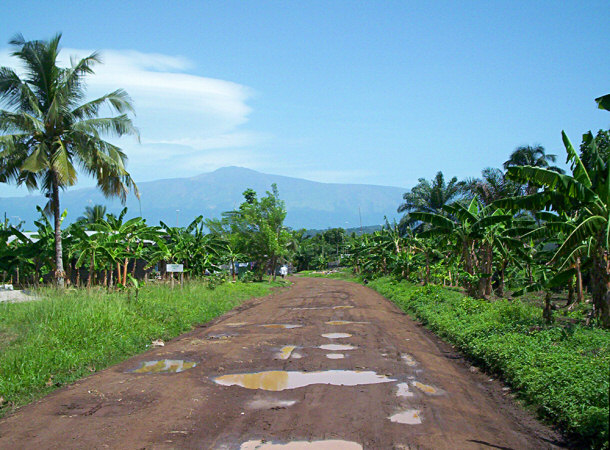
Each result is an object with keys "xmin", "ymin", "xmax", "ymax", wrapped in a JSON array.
[
  {"xmin": 0, "ymin": 281, "xmax": 278, "ymax": 416},
  {"xmin": 367, "ymin": 277, "xmax": 610, "ymax": 449},
  {"xmin": 298, "ymin": 268, "xmax": 356, "ymax": 281}
]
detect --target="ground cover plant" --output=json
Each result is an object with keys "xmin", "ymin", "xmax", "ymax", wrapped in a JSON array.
[
  {"xmin": 0, "ymin": 281, "xmax": 278, "ymax": 416},
  {"xmin": 367, "ymin": 277, "xmax": 609, "ymax": 448},
  {"xmin": 298, "ymin": 268, "xmax": 355, "ymax": 281}
]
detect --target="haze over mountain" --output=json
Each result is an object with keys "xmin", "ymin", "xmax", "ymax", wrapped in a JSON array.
[{"xmin": 0, "ymin": 167, "xmax": 406, "ymax": 230}]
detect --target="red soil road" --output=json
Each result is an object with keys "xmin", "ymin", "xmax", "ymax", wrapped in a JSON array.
[{"xmin": 0, "ymin": 277, "xmax": 565, "ymax": 449}]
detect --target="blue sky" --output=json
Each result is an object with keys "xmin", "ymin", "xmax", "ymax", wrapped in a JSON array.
[{"xmin": 0, "ymin": 0, "xmax": 608, "ymax": 197}]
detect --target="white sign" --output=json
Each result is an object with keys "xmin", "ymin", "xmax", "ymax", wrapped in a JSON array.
[{"xmin": 166, "ymin": 264, "xmax": 184, "ymax": 273}]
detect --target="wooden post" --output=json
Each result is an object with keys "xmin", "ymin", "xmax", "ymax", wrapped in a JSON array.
[
  {"xmin": 180, "ymin": 272, "xmax": 184, "ymax": 288},
  {"xmin": 171, "ymin": 273, "xmax": 174, "ymax": 289}
]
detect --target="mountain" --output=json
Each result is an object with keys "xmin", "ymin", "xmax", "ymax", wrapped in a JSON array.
[{"xmin": 0, "ymin": 167, "xmax": 406, "ymax": 230}]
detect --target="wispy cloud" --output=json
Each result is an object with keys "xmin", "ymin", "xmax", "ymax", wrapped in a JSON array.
[{"xmin": 0, "ymin": 46, "xmax": 263, "ymax": 186}]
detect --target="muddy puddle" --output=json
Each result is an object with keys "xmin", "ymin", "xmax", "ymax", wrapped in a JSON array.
[
  {"xmin": 240, "ymin": 439, "xmax": 362, "ymax": 449},
  {"xmin": 246, "ymin": 399, "xmax": 297, "ymax": 409},
  {"xmin": 325, "ymin": 353, "xmax": 345, "ymax": 359},
  {"xmin": 396, "ymin": 382, "xmax": 413, "ymax": 397},
  {"xmin": 275, "ymin": 346, "xmax": 297, "ymax": 360},
  {"xmin": 260, "ymin": 324, "xmax": 302, "ymax": 329},
  {"xmin": 389, "ymin": 409, "xmax": 422, "ymax": 425},
  {"xmin": 129, "ymin": 359, "xmax": 196, "ymax": 374},
  {"xmin": 226, "ymin": 322, "xmax": 248, "ymax": 327},
  {"xmin": 332, "ymin": 305, "xmax": 354, "ymax": 309},
  {"xmin": 318, "ymin": 344, "xmax": 356, "ymax": 351},
  {"xmin": 401, "ymin": 354, "xmax": 418, "ymax": 367},
  {"xmin": 413, "ymin": 381, "xmax": 443, "ymax": 395},
  {"xmin": 325, "ymin": 321, "xmax": 368, "ymax": 325},
  {"xmin": 321, "ymin": 332, "xmax": 351, "ymax": 339},
  {"xmin": 213, "ymin": 370, "xmax": 396, "ymax": 391}
]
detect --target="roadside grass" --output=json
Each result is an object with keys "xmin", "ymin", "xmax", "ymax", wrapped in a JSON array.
[
  {"xmin": 298, "ymin": 268, "xmax": 355, "ymax": 281},
  {"xmin": 0, "ymin": 281, "xmax": 278, "ymax": 417},
  {"xmin": 367, "ymin": 277, "xmax": 609, "ymax": 449}
]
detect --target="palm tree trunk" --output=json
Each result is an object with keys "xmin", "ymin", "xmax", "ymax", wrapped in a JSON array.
[{"xmin": 51, "ymin": 175, "xmax": 65, "ymax": 288}]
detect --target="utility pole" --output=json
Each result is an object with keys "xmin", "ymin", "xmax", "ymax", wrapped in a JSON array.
[
  {"xmin": 359, "ymin": 207, "xmax": 363, "ymax": 234},
  {"xmin": 176, "ymin": 209, "xmax": 180, "ymax": 227}
]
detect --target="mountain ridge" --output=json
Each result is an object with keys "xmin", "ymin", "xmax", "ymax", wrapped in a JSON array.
[{"xmin": 0, "ymin": 166, "xmax": 407, "ymax": 229}]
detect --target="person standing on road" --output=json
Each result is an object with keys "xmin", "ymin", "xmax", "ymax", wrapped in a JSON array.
[{"xmin": 280, "ymin": 265, "xmax": 288, "ymax": 279}]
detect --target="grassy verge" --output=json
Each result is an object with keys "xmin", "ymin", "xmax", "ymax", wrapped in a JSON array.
[
  {"xmin": 298, "ymin": 268, "xmax": 356, "ymax": 281},
  {"xmin": 367, "ymin": 277, "xmax": 609, "ymax": 449},
  {"xmin": 0, "ymin": 281, "xmax": 278, "ymax": 416}
]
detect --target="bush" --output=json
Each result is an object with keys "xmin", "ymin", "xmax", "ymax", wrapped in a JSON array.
[{"xmin": 368, "ymin": 278, "xmax": 610, "ymax": 449}]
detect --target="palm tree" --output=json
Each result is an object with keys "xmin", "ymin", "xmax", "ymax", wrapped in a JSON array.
[
  {"xmin": 77, "ymin": 204, "xmax": 107, "ymax": 224},
  {"xmin": 503, "ymin": 145, "xmax": 564, "ymax": 194},
  {"xmin": 0, "ymin": 34, "xmax": 139, "ymax": 287},
  {"xmin": 398, "ymin": 171, "xmax": 464, "ymax": 232}
]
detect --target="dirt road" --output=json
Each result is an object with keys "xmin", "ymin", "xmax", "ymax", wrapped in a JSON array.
[{"xmin": 0, "ymin": 277, "xmax": 564, "ymax": 449}]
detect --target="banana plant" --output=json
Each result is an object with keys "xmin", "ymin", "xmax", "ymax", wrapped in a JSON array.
[{"xmin": 505, "ymin": 130, "xmax": 610, "ymax": 327}]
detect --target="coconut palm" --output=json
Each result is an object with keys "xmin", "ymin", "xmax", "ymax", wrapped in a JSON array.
[
  {"xmin": 398, "ymin": 171, "xmax": 464, "ymax": 232},
  {"xmin": 503, "ymin": 145, "xmax": 564, "ymax": 194},
  {"xmin": 0, "ymin": 34, "xmax": 139, "ymax": 287},
  {"xmin": 77, "ymin": 204, "xmax": 107, "ymax": 224}
]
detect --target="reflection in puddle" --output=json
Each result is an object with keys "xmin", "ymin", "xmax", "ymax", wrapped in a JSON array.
[
  {"xmin": 240, "ymin": 439, "xmax": 362, "ymax": 449},
  {"xmin": 213, "ymin": 370, "xmax": 396, "ymax": 391},
  {"xmin": 291, "ymin": 352, "xmax": 303, "ymax": 359},
  {"xmin": 276, "ymin": 346, "xmax": 297, "ymax": 360},
  {"xmin": 130, "ymin": 359, "xmax": 196, "ymax": 374},
  {"xmin": 246, "ymin": 399, "xmax": 297, "ymax": 409},
  {"xmin": 412, "ymin": 381, "xmax": 442, "ymax": 395},
  {"xmin": 321, "ymin": 333, "xmax": 352, "ymax": 339},
  {"xmin": 396, "ymin": 382, "xmax": 413, "ymax": 397},
  {"xmin": 332, "ymin": 305, "xmax": 354, "ymax": 309},
  {"xmin": 389, "ymin": 409, "xmax": 422, "ymax": 424},
  {"xmin": 319, "ymin": 344, "xmax": 356, "ymax": 351},
  {"xmin": 260, "ymin": 324, "xmax": 302, "ymax": 329},
  {"xmin": 325, "ymin": 321, "xmax": 368, "ymax": 325},
  {"xmin": 401, "ymin": 354, "xmax": 418, "ymax": 367},
  {"xmin": 326, "ymin": 353, "xmax": 345, "ymax": 359},
  {"xmin": 226, "ymin": 322, "xmax": 248, "ymax": 327}
]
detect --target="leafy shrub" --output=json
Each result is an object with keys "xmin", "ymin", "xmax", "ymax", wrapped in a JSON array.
[{"xmin": 368, "ymin": 278, "xmax": 610, "ymax": 448}]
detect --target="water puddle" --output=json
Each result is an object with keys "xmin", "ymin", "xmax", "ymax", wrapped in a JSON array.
[
  {"xmin": 226, "ymin": 322, "xmax": 248, "ymax": 327},
  {"xmin": 325, "ymin": 321, "xmax": 368, "ymax": 325},
  {"xmin": 321, "ymin": 333, "xmax": 352, "ymax": 339},
  {"xmin": 332, "ymin": 305, "xmax": 354, "ymax": 309},
  {"xmin": 246, "ymin": 399, "xmax": 297, "ymax": 409},
  {"xmin": 412, "ymin": 381, "xmax": 442, "ymax": 395},
  {"xmin": 241, "ymin": 440, "xmax": 362, "ymax": 449},
  {"xmin": 213, "ymin": 370, "xmax": 396, "ymax": 391},
  {"xmin": 290, "ymin": 306, "xmax": 328, "ymax": 310},
  {"xmin": 325, "ymin": 353, "xmax": 345, "ymax": 359},
  {"xmin": 207, "ymin": 333, "xmax": 235, "ymax": 340},
  {"xmin": 396, "ymin": 382, "xmax": 413, "ymax": 397},
  {"xmin": 401, "ymin": 354, "xmax": 418, "ymax": 367},
  {"xmin": 260, "ymin": 324, "xmax": 302, "ymax": 329},
  {"xmin": 129, "ymin": 359, "xmax": 196, "ymax": 374},
  {"xmin": 276, "ymin": 346, "xmax": 297, "ymax": 360},
  {"xmin": 389, "ymin": 409, "xmax": 422, "ymax": 425},
  {"xmin": 319, "ymin": 344, "xmax": 356, "ymax": 351},
  {"xmin": 291, "ymin": 352, "xmax": 303, "ymax": 359}
]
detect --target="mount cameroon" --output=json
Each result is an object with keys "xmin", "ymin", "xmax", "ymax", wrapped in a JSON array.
[{"xmin": 0, "ymin": 167, "xmax": 406, "ymax": 230}]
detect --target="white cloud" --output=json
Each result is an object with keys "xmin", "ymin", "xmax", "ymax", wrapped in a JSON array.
[{"xmin": 0, "ymin": 46, "xmax": 262, "ymax": 175}]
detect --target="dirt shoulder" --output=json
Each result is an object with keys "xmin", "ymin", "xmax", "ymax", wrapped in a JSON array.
[{"xmin": 0, "ymin": 277, "xmax": 565, "ymax": 449}]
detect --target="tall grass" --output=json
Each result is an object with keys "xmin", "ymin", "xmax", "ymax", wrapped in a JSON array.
[{"xmin": 0, "ymin": 281, "xmax": 277, "ymax": 415}]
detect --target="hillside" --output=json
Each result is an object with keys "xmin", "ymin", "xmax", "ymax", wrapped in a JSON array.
[{"xmin": 0, "ymin": 167, "xmax": 406, "ymax": 230}]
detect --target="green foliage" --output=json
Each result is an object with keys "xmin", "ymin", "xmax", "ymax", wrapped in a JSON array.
[
  {"xmin": 0, "ymin": 281, "xmax": 275, "ymax": 415},
  {"xmin": 368, "ymin": 278, "xmax": 610, "ymax": 448}
]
